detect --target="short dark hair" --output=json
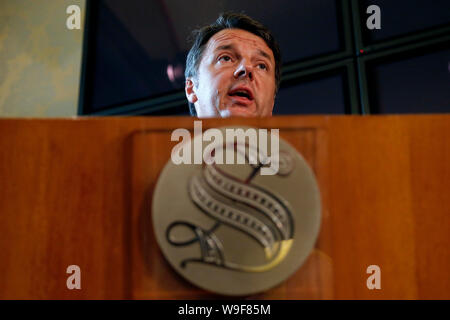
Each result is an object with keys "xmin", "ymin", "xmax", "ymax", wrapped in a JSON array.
[{"xmin": 185, "ymin": 12, "xmax": 282, "ymax": 116}]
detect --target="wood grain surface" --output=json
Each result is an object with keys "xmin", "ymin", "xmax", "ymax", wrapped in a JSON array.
[{"xmin": 0, "ymin": 115, "xmax": 448, "ymax": 299}]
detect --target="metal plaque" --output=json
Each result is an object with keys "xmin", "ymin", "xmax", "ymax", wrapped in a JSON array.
[{"xmin": 152, "ymin": 126, "xmax": 321, "ymax": 296}]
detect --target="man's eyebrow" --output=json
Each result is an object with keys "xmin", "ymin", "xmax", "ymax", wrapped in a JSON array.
[
  {"xmin": 214, "ymin": 44, "xmax": 235, "ymax": 52},
  {"xmin": 214, "ymin": 44, "xmax": 273, "ymax": 62},
  {"xmin": 257, "ymin": 49, "xmax": 273, "ymax": 62}
]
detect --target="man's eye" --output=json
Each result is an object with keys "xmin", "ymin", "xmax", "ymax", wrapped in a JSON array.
[
  {"xmin": 218, "ymin": 55, "xmax": 231, "ymax": 62},
  {"xmin": 258, "ymin": 63, "xmax": 267, "ymax": 70}
]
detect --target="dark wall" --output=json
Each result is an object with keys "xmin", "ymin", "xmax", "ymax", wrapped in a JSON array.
[{"xmin": 79, "ymin": 0, "xmax": 450, "ymax": 116}]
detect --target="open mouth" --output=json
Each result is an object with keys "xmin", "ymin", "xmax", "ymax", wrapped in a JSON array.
[{"xmin": 228, "ymin": 88, "xmax": 254, "ymax": 101}]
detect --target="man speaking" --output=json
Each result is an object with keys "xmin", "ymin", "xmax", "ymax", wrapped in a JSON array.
[{"xmin": 185, "ymin": 12, "xmax": 282, "ymax": 118}]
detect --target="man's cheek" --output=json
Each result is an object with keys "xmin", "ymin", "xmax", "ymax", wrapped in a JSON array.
[{"xmin": 216, "ymin": 89, "xmax": 228, "ymax": 107}]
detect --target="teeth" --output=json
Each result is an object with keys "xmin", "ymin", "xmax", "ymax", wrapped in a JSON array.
[{"xmin": 231, "ymin": 90, "xmax": 250, "ymax": 98}]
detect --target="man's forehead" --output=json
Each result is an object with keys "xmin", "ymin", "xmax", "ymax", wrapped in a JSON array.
[{"xmin": 205, "ymin": 29, "xmax": 274, "ymax": 60}]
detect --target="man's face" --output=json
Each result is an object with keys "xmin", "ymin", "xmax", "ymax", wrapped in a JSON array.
[{"xmin": 186, "ymin": 29, "xmax": 276, "ymax": 117}]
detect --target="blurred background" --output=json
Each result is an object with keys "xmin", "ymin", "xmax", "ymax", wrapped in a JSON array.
[{"xmin": 0, "ymin": 0, "xmax": 449, "ymax": 117}]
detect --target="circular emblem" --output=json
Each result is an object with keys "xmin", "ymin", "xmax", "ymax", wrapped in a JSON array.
[{"xmin": 152, "ymin": 126, "xmax": 321, "ymax": 296}]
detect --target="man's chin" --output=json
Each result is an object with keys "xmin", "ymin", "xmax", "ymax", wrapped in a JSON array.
[{"xmin": 221, "ymin": 106, "xmax": 259, "ymax": 117}]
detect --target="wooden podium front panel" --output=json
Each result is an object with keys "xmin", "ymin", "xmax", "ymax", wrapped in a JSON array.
[
  {"xmin": 0, "ymin": 115, "xmax": 448, "ymax": 299},
  {"xmin": 328, "ymin": 116, "xmax": 450, "ymax": 299},
  {"xmin": 129, "ymin": 120, "xmax": 332, "ymax": 299},
  {"xmin": 0, "ymin": 119, "xmax": 131, "ymax": 299}
]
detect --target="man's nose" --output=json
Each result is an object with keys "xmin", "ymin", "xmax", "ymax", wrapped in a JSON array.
[{"xmin": 234, "ymin": 62, "xmax": 253, "ymax": 80}]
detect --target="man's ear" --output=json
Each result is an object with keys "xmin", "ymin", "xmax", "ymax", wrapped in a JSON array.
[{"xmin": 185, "ymin": 78, "xmax": 198, "ymax": 104}]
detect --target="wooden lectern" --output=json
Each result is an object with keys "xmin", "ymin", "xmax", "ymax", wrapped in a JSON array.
[{"xmin": 0, "ymin": 115, "xmax": 448, "ymax": 299}]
